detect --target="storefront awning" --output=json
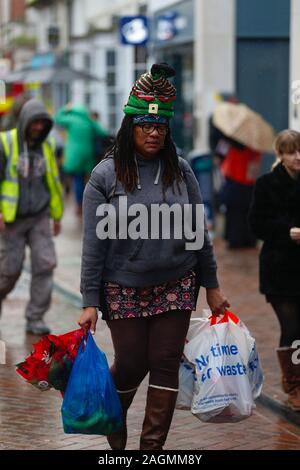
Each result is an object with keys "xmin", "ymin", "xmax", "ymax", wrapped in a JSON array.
[{"xmin": 4, "ymin": 66, "xmax": 102, "ymax": 84}]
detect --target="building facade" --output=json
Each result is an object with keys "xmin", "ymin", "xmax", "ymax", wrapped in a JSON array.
[{"xmin": 1, "ymin": 0, "xmax": 299, "ymax": 148}]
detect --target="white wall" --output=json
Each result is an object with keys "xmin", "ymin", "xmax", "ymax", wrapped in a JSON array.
[
  {"xmin": 194, "ymin": 0, "xmax": 235, "ymax": 151},
  {"xmin": 147, "ymin": 0, "xmax": 235, "ymax": 151},
  {"xmin": 71, "ymin": 0, "xmax": 87, "ymax": 36},
  {"xmin": 148, "ymin": 0, "xmax": 179, "ymax": 12},
  {"xmin": 71, "ymin": 0, "xmax": 138, "ymax": 131},
  {"xmin": 57, "ymin": 0, "xmax": 69, "ymax": 50},
  {"xmin": 289, "ymin": 0, "xmax": 300, "ymax": 131},
  {"xmin": 0, "ymin": 0, "xmax": 14, "ymax": 49},
  {"xmin": 32, "ymin": 0, "xmax": 69, "ymax": 52},
  {"xmin": 90, "ymin": 0, "xmax": 140, "ymax": 29},
  {"xmin": 0, "ymin": 0, "xmax": 10, "ymax": 24}
]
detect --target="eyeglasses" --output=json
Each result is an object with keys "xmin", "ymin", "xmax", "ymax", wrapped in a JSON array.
[{"xmin": 137, "ymin": 124, "xmax": 169, "ymax": 136}]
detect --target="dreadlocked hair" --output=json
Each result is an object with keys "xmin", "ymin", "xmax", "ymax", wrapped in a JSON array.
[{"xmin": 105, "ymin": 115, "xmax": 183, "ymax": 194}]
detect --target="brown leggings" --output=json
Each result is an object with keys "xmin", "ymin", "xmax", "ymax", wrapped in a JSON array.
[{"xmin": 106, "ymin": 309, "xmax": 192, "ymax": 391}]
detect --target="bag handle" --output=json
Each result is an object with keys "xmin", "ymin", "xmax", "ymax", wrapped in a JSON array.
[
  {"xmin": 209, "ymin": 310, "xmax": 239, "ymax": 326},
  {"xmin": 77, "ymin": 329, "xmax": 90, "ymax": 354}
]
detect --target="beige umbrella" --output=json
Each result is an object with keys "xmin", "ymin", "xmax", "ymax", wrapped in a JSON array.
[{"xmin": 213, "ymin": 102, "xmax": 275, "ymax": 153}]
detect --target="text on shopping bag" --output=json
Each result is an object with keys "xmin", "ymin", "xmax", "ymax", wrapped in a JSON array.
[{"xmin": 195, "ymin": 342, "xmax": 260, "ymax": 383}]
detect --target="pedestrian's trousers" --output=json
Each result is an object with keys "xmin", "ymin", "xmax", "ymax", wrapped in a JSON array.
[
  {"xmin": 267, "ymin": 295, "xmax": 300, "ymax": 347},
  {"xmin": 0, "ymin": 213, "xmax": 57, "ymax": 320},
  {"xmin": 106, "ymin": 309, "xmax": 192, "ymax": 391}
]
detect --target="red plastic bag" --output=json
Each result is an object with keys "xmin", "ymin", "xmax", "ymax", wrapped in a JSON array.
[{"xmin": 16, "ymin": 329, "xmax": 84, "ymax": 392}]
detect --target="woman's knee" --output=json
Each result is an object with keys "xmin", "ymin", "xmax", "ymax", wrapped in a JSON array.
[
  {"xmin": 111, "ymin": 356, "xmax": 149, "ymax": 389},
  {"xmin": 148, "ymin": 350, "xmax": 182, "ymax": 389}
]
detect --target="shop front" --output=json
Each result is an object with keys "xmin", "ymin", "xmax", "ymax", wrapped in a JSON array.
[{"xmin": 151, "ymin": 0, "xmax": 194, "ymax": 155}]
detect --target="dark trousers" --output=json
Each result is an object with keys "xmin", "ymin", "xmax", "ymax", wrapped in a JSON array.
[
  {"xmin": 220, "ymin": 178, "xmax": 256, "ymax": 248},
  {"xmin": 268, "ymin": 296, "xmax": 300, "ymax": 347},
  {"xmin": 107, "ymin": 309, "xmax": 191, "ymax": 391},
  {"xmin": 0, "ymin": 214, "xmax": 56, "ymax": 320},
  {"xmin": 73, "ymin": 174, "xmax": 85, "ymax": 206}
]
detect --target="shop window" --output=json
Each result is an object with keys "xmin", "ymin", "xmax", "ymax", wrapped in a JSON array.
[
  {"xmin": 106, "ymin": 50, "xmax": 116, "ymax": 67},
  {"xmin": 106, "ymin": 50, "xmax": 118, "ymax": 134}
]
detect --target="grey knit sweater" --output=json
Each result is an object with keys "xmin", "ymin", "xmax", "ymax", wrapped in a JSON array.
[{"xmin": 80, "ymin": 154, "xmax": 219, "ymax": 307}]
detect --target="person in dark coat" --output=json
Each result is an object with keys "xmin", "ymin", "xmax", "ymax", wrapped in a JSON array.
[{"xmin": 249, "ymin": 129, "xmax": 300, "ymax": 411}]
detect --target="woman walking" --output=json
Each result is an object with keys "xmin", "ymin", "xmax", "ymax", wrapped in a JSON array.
[
  {"xmin": 249, "ymin": 129, "xmax": 300, "ymax": 411},
  {"xmin": 78, "ymin": 63, "xmax": 229, "ymax": 449}
]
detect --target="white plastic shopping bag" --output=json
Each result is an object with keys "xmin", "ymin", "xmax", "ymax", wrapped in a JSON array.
[
  {"xmin": 179, "ymin": 311, "xmax": 263, "ymax": 423},
  {"xmin": 247, "ymin": 343, "xmax": 264, "ymax": 399},
  {"xmin": 176, "ymin": 318, "xmax": 208, "ymax": 410},
  {"xmin": 176, "ymin": 356, "xmax": 195, "ymax": 410}
]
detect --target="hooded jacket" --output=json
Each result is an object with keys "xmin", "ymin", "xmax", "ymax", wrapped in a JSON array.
[
  {"xmin": 80, "ymin": 154, "xmax": 219, "ymax": 307},
  {"xmin": 0, "ymin": 99, "xmax": 54, "ymax": 218},
  {"xmin": 55, "ymin": 105, "xmax": 107, "ymax": 175}
]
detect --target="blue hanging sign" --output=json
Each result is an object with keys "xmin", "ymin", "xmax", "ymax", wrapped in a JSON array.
[
  {"xmin": 156, "ymin": 12, "xmax": 178, "ymax": 41},
  {"xmin": 119, "ymin": 16, "xmax": 149, "ymax": 46}
]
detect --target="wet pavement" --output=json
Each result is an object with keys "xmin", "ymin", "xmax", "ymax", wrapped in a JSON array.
[{"xmin": 0, "ymin": 201, "xmax": 300, "ymax": 450}]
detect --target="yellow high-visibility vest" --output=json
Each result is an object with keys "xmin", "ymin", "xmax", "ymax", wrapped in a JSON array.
[{"xmin": 0, "ymin": 128, "xmax": 63, "ymax": 223}]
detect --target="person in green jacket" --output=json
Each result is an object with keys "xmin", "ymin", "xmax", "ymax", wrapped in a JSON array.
[{"xmin": 55, "ymin": 104, "xmax": 108, "ymax": 214}]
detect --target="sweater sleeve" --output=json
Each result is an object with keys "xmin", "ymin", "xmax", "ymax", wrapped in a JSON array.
[
  {"xmin": 180, "ymin": 158, "xmax": 219, "ymax": 289},
  {"xmin": 80, "ymin": 168, "xmax": 109, "ymax": 307},
  {"xmin": 248, "ymin": 177, "xmax": 293, "ymax": 246}
]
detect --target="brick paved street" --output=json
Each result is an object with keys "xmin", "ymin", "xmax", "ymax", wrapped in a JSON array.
[{"xmin": 0, "ymin": 202, "xmax": 300, "ymax": 450}]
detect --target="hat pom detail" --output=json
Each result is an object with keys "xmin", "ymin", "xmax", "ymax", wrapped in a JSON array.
[{"xmin": 151, "ymin": 63, "xmax": 176, "ymax": 80}]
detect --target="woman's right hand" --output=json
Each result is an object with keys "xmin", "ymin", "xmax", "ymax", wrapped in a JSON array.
[{"xmin": 78, "ymin": 307, "xmax": 98, "ymax": 334}]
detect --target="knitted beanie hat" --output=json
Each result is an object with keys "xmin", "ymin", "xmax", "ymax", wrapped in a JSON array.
[{"xmin": 123, "ymin": 63, "xmax": 176, "ymax": 118}]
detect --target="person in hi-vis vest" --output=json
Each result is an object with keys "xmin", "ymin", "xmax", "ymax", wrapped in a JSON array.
[{"xmin": 0, "ymin": 99, "xmax": 63, "ymax": 335}]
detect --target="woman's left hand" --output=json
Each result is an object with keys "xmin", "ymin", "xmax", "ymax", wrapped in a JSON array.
[{"xmin": 206, "ymin": 288, "xmax": 230, "ymax": 317}]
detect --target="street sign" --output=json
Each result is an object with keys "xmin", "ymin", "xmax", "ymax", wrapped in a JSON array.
[
  {"xmin": 156, "ymin": 11, "xmax": 178, "ymax": 41},
  {"xmin": 119, "ymin": 16, "xmax": 149, "ymax": 46}
]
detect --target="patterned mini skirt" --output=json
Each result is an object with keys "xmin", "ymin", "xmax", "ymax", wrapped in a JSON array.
[{"xmin": 103, "ymin": 269, "xmax": 196, "ymax": 320}]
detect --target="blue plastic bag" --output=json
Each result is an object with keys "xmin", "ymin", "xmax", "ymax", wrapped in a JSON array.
[{"xmin": 61, "ymin": 332, "xmax": 122, "ymax": 435}]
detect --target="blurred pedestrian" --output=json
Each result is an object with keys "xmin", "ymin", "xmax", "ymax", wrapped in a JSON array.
[
  {"xmin": 0, "ymin": 93, "xmax": 30, "ymax": 131},
  {"xmin": 219, "ymin": 142, "xmax": 261, "ymax": 248},
  {"xmin": 249, "ymin": 129, "xmax": 300, "ymax": 410},
  {"xmin": 0, "ymin": 99, "xmax": 64, "ymax": 335},
  {"xmin": 78, "ymin": 63, "xmax": 229, "ymax": 450},
  {"xmin": 55, "ymin": 104, "xmax": 107, "ymax": 216},
  {"xmin": 90, "ymin": 110, "xmax": 112, "ymax": 165},
  {"xmin": 209, "ymin": 110, "xmax": 261, "ymax": 249}
]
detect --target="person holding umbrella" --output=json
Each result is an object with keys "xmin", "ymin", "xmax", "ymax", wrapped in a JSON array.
[{"xmin": 211, "ymin": 101, "xmax": 275, "ymax": 248}]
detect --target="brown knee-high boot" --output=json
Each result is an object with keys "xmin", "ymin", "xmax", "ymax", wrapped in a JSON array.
[
  {"xmin": 140, "ymin": 386, "xmax": 178, "ymax": 450},
  {"xmin": 107, "ymin": 388, "xmax": 138, "ymax": 450},
  {"xmin": 277, "ymin": 347, "xmax": 300, "ymax": 411}
]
